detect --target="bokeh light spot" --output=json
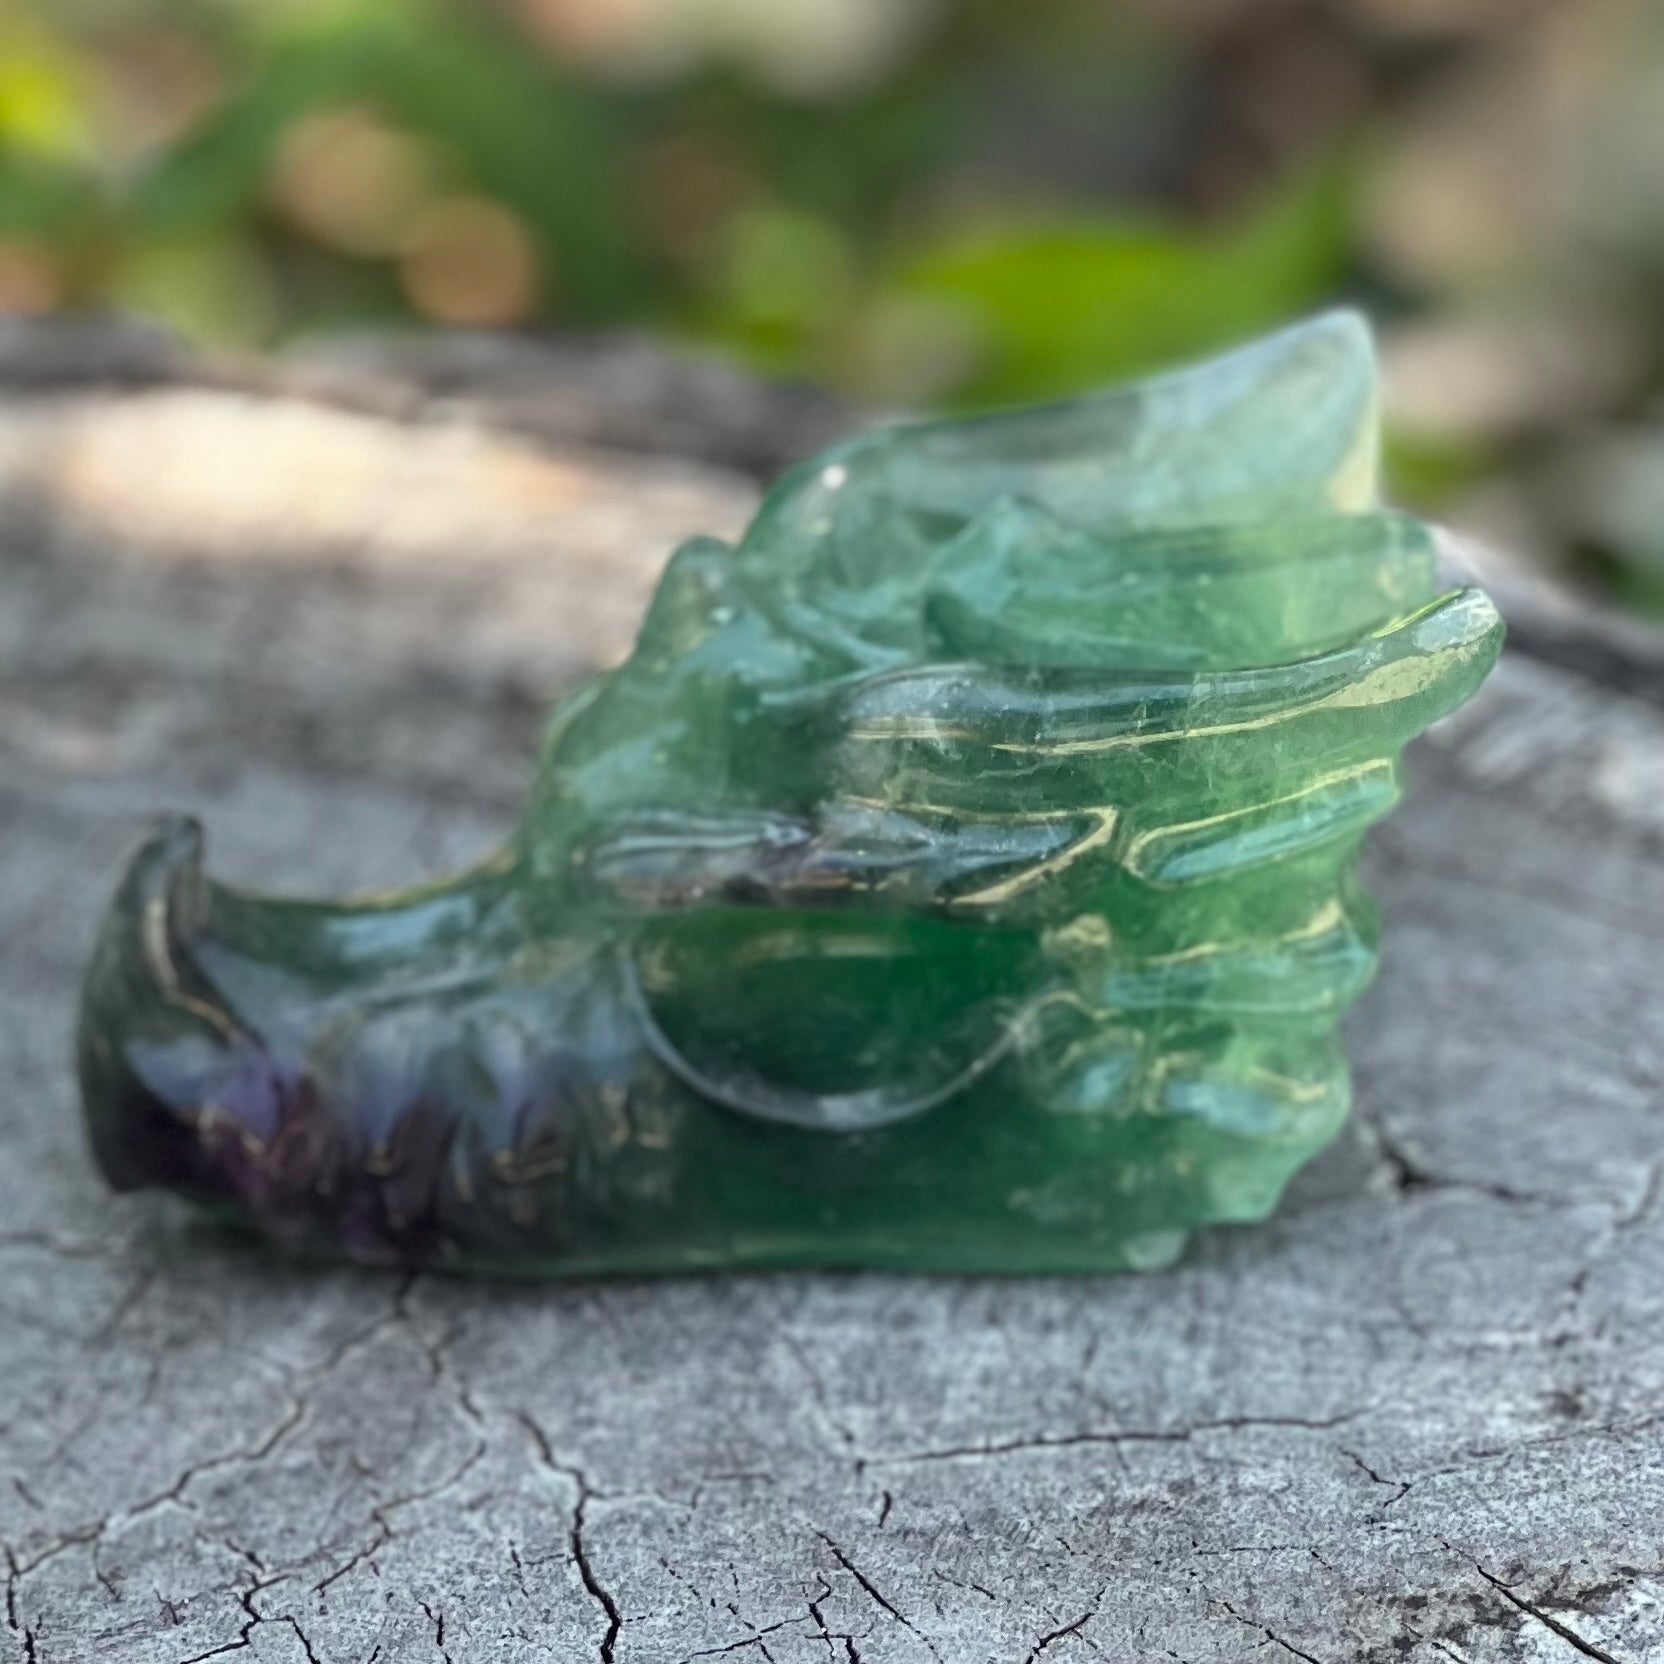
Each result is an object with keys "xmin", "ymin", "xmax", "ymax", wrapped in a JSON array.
[{"xmin": 401, "ymin": 196, "xmax": 543, "ymax": 327}]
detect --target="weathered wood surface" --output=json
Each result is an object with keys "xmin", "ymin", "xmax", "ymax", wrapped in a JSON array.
[{"xmin": 1, "ymin": 322, "xmax": 1662, "ymax": 1664}]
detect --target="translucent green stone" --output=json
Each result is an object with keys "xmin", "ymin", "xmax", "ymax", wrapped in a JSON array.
[{"xmin": 78, "ymin": 313, "xmax": 1503, "ymax": 1273}]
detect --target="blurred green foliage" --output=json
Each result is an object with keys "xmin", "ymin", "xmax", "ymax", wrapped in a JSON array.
[
  {"xmin": 0, "ymin": 0, "xmax": 1351, "ymax": 399},
  {"xmin": 3, "ymin": 0, "xmax": 1664, "ymax": 606},
  {"xmin": 886, "ymin": 162, "xmax": 1351, "ymax": 404}
]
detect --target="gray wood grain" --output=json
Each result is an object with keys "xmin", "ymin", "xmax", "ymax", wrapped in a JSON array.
[{"xmin": 1, "ymin": 333, "xmax": 1661, "ymax": 1664}]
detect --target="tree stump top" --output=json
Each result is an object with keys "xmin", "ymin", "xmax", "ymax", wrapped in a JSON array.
[{"xmin": 2, "ymin": 321, "xmax": 1661, "ymax": 1664}]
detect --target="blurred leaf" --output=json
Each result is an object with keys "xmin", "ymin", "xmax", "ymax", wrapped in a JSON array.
[
  {"xmin": 128, "ymin": 1, "xmax": 646, "ymax": 323},
  {"xmin": 1382, "ymin": 429, "xmax": 1495, "ymax": 510},
  {"xmin": 693, "ymin": 70, "xmax": 959, "ymax": 236},
  {"xmin": 0, "ymin": 153, "xmax": 101, "ymax": 240},
  {"xmin": 127, "ymin": 26, "xmax": 390, "ymax": 236},
  {"xmin": 370, "ymin": 10, "xmax": 647, "ymax": 319},
  {"xmin": 114, "ymin": 234, "xmax": 276, "ymax": 342},
  {"xmin": 885, "ymin": 158, "xmax": 1354, "ymax": 406},
  {"xmin": 688, "ymin": 203, "xmax": 858, "ymax": 373},
  {"xmin": 0, "ymin": 25, "xmax": 92, "ymax": 161},
  {"xmin": 1586, "ymin": 547, "xmax": 1664, "ymax": 619}
]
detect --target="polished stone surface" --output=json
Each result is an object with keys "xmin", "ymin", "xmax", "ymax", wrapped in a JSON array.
[{"xmin": 78, "ymin": 314, "xmax": 1502, "ymax": 1272}]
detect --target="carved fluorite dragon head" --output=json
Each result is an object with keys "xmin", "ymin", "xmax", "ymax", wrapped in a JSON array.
[{"xmin": 79, "ymin": 314, "xmax": 1503, "ymax": 1273}]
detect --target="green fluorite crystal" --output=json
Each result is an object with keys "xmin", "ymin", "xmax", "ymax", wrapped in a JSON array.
[{"xmin": 78, "ymin": 313, "xmax": 1503, "ymax": 1273}]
